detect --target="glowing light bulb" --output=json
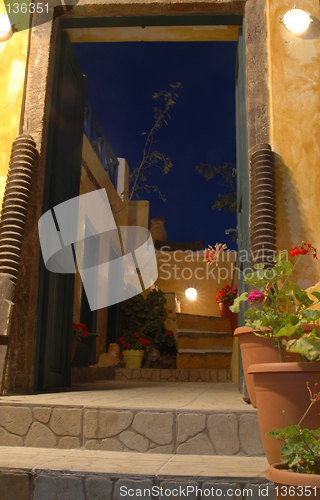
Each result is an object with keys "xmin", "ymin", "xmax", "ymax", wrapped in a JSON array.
[
  {"xmin": 282, "ymin": 8, "xmax": 311, "ymax": 34},
  {"xmin": 185, "ymin": 288, "xmax": 197, "ymax": 300}
]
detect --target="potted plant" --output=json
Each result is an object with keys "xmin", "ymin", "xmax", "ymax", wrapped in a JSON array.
[
  {"xmin": 72, "ymin": 323, "xmax": 99, "ymax": 367},
  {"xmin": 231, "ymin": 242, "xmax": 320, "ymax": 407},
  {"xmin": 118, "ymin": 288, "xmax": 168, "ymax": 367},
  {"xmin": 116, "ymin": 332, "xmax": 151, "ymax": 368},
  {"xmin": 266, "ymin": 384, "xmax": 320, "ymax": 499},
  {"xmin": 205, "ymin": 243, "xmax": 238, "ymax": 330},
  {"xmin": 215, "ymin": 284, "xmax": 238, "ymax": 318},
  {"xmin": 230, "ymin": 243, "xmax": 320, "ymax": 464}
]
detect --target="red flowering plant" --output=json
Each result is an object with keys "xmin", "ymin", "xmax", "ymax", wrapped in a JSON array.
[
  {"xmin": 230, "ymin": 242, "xmax": 320, "ymax": 361},
  {"xmin": 215, "ymin": 284, "xmax": 238, "ymax": 303},
  {"xmin": 72, "ymin": 323, "xmax": 89, "ymax": 343},
  {"xmin": 116, "ymin": 333, "xmax": 151, "ymax": 352},
  {"xmin": 118, "ymin": 288, "xmax": 168, "ymax": 351}
]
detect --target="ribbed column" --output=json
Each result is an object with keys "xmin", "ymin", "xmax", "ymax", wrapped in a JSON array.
[
  {"xmin": 249, "ymin": 144, "xmax": 276, "ymax": 269},
  {"xmin": 0, "ymin": 135, "xmax": 37, "ymax": 283}
]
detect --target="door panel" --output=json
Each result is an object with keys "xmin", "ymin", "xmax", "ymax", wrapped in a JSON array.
[
  {"xmin": 36, "ymin": 31, "xmax": 86, "ymax": 390},
  {"xmin": 235, "ymin": 21, "xmax": 249, "ymax": 391}
]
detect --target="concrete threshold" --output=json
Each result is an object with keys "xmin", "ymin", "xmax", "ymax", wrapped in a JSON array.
[{"xmin": 0, "ymin": 447, "xmax": 275, "ymax": 499}]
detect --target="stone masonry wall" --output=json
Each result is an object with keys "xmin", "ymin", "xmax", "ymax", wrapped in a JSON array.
[
  {"xmin": 0, "ymin": 405, "xmax": 263, "ymax": 457},
  {"xmin": 0, "ymin": 472, "xmax": 275, "ymax": 500}
]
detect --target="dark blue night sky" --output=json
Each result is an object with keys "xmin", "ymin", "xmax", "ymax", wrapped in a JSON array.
[{"xmin": 73, "ymin": 41, "xmax": 238, "ymax": 250}]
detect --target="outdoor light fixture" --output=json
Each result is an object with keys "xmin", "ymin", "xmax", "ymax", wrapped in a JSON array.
[
  {"xmin": 281, "ymin": 7, "xmax": 312, "ymax": 34},
  {"xmin": 0, "ymin": 12, "xmax": 15, "ymax": 42},
  {"xmin": 185, "ymin": 288, "xmax": 197, "ymax": 300}
]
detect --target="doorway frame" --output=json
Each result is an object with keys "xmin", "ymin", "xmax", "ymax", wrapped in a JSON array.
[{"xmin": 4, "ymin": 0, "xmax": 272, "ymax": 394}]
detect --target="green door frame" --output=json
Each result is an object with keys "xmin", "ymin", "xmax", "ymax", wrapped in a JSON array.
[{"xmin": 235, "ymin": 19, "xmax": 249, "ymax": 391}]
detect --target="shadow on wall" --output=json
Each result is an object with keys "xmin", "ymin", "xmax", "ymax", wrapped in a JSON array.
[{"xmin": 275, "ymin": 153, "xmax": 318, "ymax": 288}]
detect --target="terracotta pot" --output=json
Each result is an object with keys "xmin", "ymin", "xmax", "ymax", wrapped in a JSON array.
[
  {"xmin": 266, "ymin": 464, "xmax": 320, "ymax": 499},
  {"xmin": 234, "ymin": 327, "xmax": 280, "ymax": 407},
  {"xmin": 234, "ymin": 324, "xmax": 311, "ymax": 407},
  {"xmin": 218, "ymin": 300, "xmax": 232, "ymax": 318},
  {"xmin": 122, "ymin": 349, "xmax": 144, "ymax": 368},
  {"xmin": 248, "ymin": 362, "xmax": 320, "ymax": 465}
]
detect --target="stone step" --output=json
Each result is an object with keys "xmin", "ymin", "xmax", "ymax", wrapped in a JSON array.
[
  {"xmin": 0, "ymin": 381, "xmax": 263, "ymax": 457},
  {"xmin": 114, "ymin": 367, "xmax": 232, "ymax": 382},
  {"xmin": 0, "ymin": 446, "xmax": 275, "ymax": 500},
  {"xmin": 176, "ymin": 313, "xmax": 231, "ymax": 333},
  {"xmin": 177, "ymin": 330, "xmax": 233, "ymax": 351},
  {"xmin": 177, "ymin": 350, "xmax": 232, "ymax": 370}
]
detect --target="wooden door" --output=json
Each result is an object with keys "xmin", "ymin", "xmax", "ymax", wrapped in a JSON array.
[{"xmin": 35, "ymin": 31, "xmax": 86, "ymax": 390}]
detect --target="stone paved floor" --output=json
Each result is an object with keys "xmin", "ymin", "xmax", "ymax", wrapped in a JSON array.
[
  {"xmin": 0, "ymin": 383, "xmax": 274, "ymax": 499},
  {"xmin": 0, "ymin": 381, "xmax": 255, "ymax": 412}
]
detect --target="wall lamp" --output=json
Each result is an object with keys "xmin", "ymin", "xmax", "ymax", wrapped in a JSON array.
[
  {"xmin": 185, "ymin": 288, "xmax": 197, "ymax": 300},
  {"xmin": 0, "ymin": 12, "xmax": 15, "ymax": 42},
  {"xmin": 280, "ymin": 7, "xmax": 312, "ymax": 34}
]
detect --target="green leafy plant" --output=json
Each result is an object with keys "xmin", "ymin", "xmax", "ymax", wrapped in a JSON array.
[
  {"xmin": 230, "ymin": 242, "xmax": 320, "ymax": 361},
  {"xmin": 151, "ymin": 328, "xmax": 176, "ymax": 354},
  {"xmin": 268, "ymin": 384, "xmax": 320, "ymax": 474},
  {"xmin": 120, "ymin": 288, "xmax": 168, "ymax": 348},
  {"xmin": 196, "ymin": 161, "xmax": 237, "ymax": 213}
]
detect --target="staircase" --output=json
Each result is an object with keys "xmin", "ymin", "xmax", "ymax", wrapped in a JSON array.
[
  {"xmin": 0, "ymin": 379, "xmax": 275, "ymax": 499},
  {"xmin": 176, "ymin": 313, "xmax": 233, "ymax": 370}
]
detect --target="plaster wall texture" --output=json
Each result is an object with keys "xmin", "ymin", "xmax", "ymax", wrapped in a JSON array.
[
  {"xmin": 0, "ymin": 0, "xmax": 30, "ymax": 215},
  {"xmin": 155, "ymin": 250, "xmax": 237, "ymax": 316},
  {"xmin": 128, "ymin": 200, "xmax": 150, "ymax": 229},
  {"xmin": 267, "ymin": 0, "xmax": 320, "ymax": 288}
]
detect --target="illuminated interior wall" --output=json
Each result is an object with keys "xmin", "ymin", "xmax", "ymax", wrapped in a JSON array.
[{"xmin": 155, "ymin": 250, "xmax": 238, "ymax": 317}]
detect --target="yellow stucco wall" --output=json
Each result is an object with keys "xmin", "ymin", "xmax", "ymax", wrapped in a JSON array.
[
  {"xmin": 155, "ymin": 250, "xmax": 237, "ymax": 317},
  {"xmin": 267, "ymin": 0, "xmax": 320, "ymax": 287},
  {"xmin": 0, "ymin": 1, "xmax": 30, "ymax": 213}
]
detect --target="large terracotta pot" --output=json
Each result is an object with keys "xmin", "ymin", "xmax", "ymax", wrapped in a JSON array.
[
  {"xmin": 234, "ymin": 327, "xmax": 280, "ymax": 407},
  {"xmin": 248, "ymin": 362, "xmax": 320, "ymax": 465},
  {"xmin": 234, "ymin": 325, "xmax": 312, "ymax": 407},
  {"xmin": 218, "ymin": 300, "xmax": 232, "ymax": 318},
  {"xmin": 266, "ymin": 464, "xmax": 320, "ymax": 499}
]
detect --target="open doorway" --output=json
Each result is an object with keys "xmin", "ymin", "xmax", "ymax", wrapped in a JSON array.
[{"xmin": 34, "ymin": 18, "xmax": 248, "ymax": 391}]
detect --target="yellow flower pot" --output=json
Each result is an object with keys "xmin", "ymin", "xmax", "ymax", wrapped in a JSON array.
[{"xmin": 122, "ymin": 349, "xmax": 144, "ymax": 368}]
